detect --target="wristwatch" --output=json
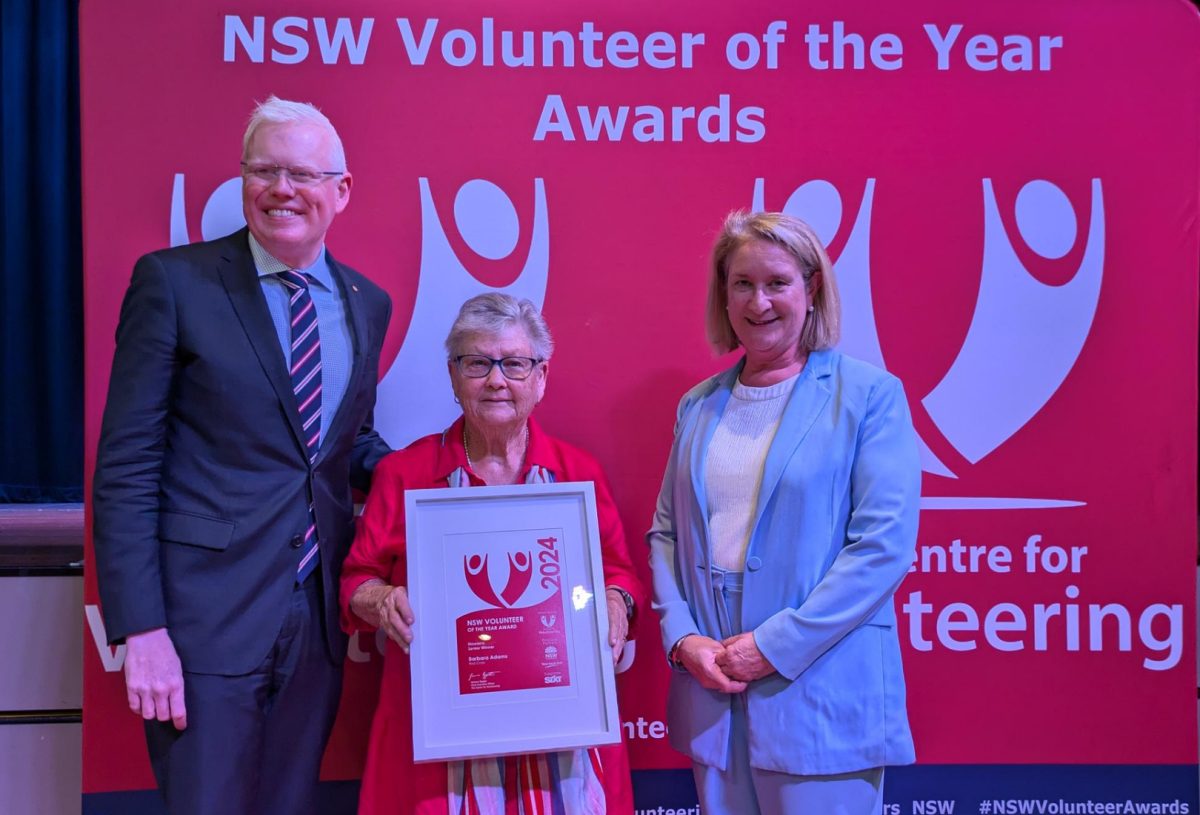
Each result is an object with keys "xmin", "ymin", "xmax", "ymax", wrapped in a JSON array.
[
  {"xmin": 607, "ymin": 586, "xmax": 634, "ymax": 620},
  {"xmin": 668, "ymin": 633, "xmax": 694, "ymax": 669}
]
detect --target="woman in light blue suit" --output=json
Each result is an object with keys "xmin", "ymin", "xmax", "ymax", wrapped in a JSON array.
[{"xmin": 648, "ymin": 211, "xmax": 921, "ymax": 814}]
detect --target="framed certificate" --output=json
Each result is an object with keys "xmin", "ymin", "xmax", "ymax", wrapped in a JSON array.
[{"xmin": 404, "ymin": 481, "xmax": 621, "ymax": 762}]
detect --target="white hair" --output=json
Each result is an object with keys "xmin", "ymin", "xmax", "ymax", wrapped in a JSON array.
[
  {"xmin": 242, "ymin": 95, "xmax": 347, "ymax": 170},
  {"xmin": 445, "ymin": 293, "xmax": 555, "ymax": 361}
]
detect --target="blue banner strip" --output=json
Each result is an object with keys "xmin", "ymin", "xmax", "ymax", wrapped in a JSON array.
[{"xmin": 83, "ymin": 766, "xmax": 1198, "ymax": 815}]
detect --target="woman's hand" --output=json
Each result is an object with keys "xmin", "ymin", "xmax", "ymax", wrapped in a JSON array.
[
  {"xmin": 375, "ymin": 585, "xmax": 416, "ymax": 651},
  {"xmin": 715, "ymin": 632, "xmax": 776, "ymax": 682},
  {"xmin": 676, "ymin": 635, "xmax": 748, "ymax": 694},
  {"xmin": 350, "ymin": 580, "xmax": 416, "ymax": 652},
  {"xmin": 605, "ymin": 588, "xmax": 630, "ymax": 666}
]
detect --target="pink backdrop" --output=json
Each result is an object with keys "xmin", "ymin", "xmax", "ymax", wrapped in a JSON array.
[{"xmin": 80, "ymin": 0, "xmax": 1200, "ymax": 804}]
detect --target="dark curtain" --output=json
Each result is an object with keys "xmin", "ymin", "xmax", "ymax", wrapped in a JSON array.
[{"xmin": 0, "ymin": 0, "xmax": 83, "ymax": 501}]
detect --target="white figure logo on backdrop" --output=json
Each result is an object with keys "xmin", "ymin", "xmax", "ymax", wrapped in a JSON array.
[
  {"xmin": 167, "ymin": 170, "xmax": 1103, "ymax": 496},
  {"xmin": 167, "ymin": 174, "xmax": 551, "ymax": 450},
  {"xmin": 752, "ymin": 176, "xmax": 1105, "ymax": 506},
  {"xmin": 169, "ymin": 174, "xmax": 244, "ymax": 247},
  {"xmin": 373, "ymin": 178, "xmax": 550, "ymax": 448},
  {"xmin": 923, "ymin": 179, "xmax": 1104, "ymax": 470}
]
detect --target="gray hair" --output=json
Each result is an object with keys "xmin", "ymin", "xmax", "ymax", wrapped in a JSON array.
[
  {"xmin": 242, "ymin": 95, "xmax": 347, "ymax": 171},
  {"xmin": 706, "ymin": 210, "xmax": 842, "ymax": 354},
  {"xmin": 445, "ymin": 293, "xmax": 555, "ymax": 361}
]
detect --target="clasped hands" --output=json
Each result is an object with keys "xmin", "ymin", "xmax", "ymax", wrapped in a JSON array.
[
  {"xmin": 675, "ymin": 632, "xmax": 776, "ymax": 693},
  {"xmin": 357, "ymin": 581, "xmax": 630, "ymax": 666}
]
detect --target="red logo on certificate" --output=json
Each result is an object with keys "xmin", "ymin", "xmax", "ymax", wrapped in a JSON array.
[{"xmin": 455, "ymin": 533, "xmax": 571, "ymax": 694}]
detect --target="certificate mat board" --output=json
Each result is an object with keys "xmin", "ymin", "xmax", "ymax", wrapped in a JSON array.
[{"xmin": 405, "ymin": 482, "xmax": 620, "ymax": 761}]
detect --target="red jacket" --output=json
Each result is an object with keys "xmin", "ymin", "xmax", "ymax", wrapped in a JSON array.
[{"xmin": 341, "ymin": 415, "xmax": 643, "ymax": 814}]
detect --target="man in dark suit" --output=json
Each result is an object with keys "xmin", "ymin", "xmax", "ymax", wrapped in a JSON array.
[{"xmin": 93, "ymin": 96, "xmax": 392, "ymax": 814}]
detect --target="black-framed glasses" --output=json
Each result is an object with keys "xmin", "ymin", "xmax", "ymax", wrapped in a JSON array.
[
  {"xmin": 454, "ymin": 355, "xmax": 543, "ymax": 380},
  {"xmin": 240, "ymin": 162, "xmax": 344, "ymax": 187}
]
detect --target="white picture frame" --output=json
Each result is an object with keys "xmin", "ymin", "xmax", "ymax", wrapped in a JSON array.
[{"xmin": 404, "ymin": 481, "xmax": 621, "ymax": 762}]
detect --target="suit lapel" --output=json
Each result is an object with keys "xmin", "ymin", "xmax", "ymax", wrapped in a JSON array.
[
  {"xmin": 314, "ymin": 253, "xmax": 368, "ymax": 465},
  {"xmin": 217, "ymin": 232, "xmax": 308, "ymax": 455},
  {"xmin": 751, "ymin": 349, "xmax": 834, "ymax": 534}
]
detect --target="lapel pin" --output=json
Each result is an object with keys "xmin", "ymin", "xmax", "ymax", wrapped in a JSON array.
[{"xmin": 352, "ymin": 285, "xmax": 359, "ymax": 292}]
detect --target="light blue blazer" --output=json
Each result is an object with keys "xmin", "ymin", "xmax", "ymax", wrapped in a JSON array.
[{"xmin": 648, "ymin": 349, "xmax": 920, "ymax": 775}]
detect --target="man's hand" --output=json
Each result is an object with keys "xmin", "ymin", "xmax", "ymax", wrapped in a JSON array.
[
  {"xmin": 675, "ymin": 635, "xmax": 748, "ymax": 694},
  {"xmin": 605, "ymin": 588, "xmax": 630, "ymax": 666},
  {"xmin": 715, "ymin": 632, "xmax": 776, "ymax": 682},
  {"xmin": 124, "ymin": 627, "xmax": 187, "ymax": 730}
]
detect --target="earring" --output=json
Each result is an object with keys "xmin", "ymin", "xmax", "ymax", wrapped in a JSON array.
[{"xmin": 807, "ymin": 305, "xmax": 814, "ymax": 313}]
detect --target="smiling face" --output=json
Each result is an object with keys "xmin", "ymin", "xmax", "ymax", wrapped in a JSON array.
[
  {"xmin": 449, "ymin": 325, "xmax": 548, "ymax": 437},
  {"xmin": 241, "ymin": 121, "xmax": 351, "ymax": 269},
  {"xmin": 724, "ymin": 239, "xmax": 821, "ymax": 368}
]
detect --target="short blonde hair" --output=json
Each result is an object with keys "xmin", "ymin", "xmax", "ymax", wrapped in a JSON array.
[
  {"xmin": 242, "ymin": 95, "xmax": 347, "ymax": 171},
  {"xmin": 705, "ymin": 210, "xmax": 841, "ymax": 354}
]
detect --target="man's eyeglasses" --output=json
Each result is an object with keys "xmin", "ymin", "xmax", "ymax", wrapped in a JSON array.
[
  {"xmin": 454, "ymin": 355, "xmax": 543, "ymax": 380},
  {"xmin": 241, "ymin": 162, "xmax": 344, "ymax": 187}
]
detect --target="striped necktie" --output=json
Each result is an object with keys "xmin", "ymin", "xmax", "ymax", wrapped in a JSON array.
[{"xmin": 278, "ymin": 270, "xmax": 321, "ymax": 583}]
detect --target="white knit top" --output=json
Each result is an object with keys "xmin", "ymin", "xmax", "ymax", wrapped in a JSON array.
[{"xmin": 704, "ymin": 373, "xmax": 799, "ymax": 571}]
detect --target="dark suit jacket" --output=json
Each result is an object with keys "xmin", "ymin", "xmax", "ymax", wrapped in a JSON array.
[{"xmin": 93, "ymin": 228, "xmax": 392, "ymax": 675}]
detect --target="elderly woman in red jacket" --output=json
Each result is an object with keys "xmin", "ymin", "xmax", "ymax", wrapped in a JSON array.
[{"xmin": 341, "ymin": 293, "xmax": 644, "ymax": 815}]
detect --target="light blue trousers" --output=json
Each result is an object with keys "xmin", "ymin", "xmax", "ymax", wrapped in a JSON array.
[{"xmin": 692, "ymin": 567, "xmax": 885, "ymax": 815}]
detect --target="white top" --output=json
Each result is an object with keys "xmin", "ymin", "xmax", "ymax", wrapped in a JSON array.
[{"xmin": 704, "ymin": 373, "xmax": 798, "ymax": 571}]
